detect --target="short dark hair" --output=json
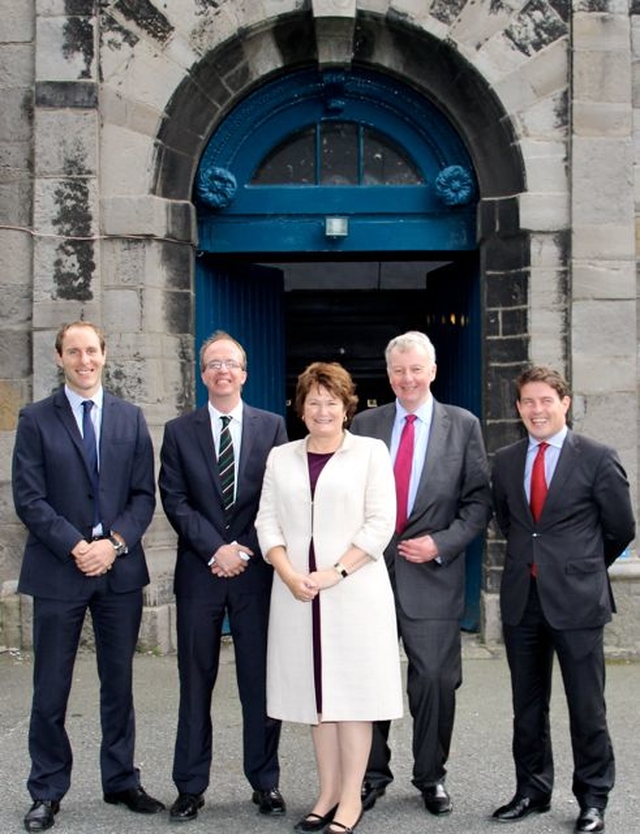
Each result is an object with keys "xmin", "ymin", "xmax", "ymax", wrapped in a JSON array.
[
  {"xmin": 515, "ymin": 366, "xmax": 571, "ymax": 401},
  {"xmin": 199, "ymin": 330, "xmax": 247, "ymax": 371},
  {"xmin": 295, "ymin": 362, "xmax": 358, "ymax": 423},
  {"xmin": 55, "ymin": 321, "xmax": 106, "ymax": 356}
]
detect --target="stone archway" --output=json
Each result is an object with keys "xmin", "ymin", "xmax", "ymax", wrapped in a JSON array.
[{"xmin": 23, "ymin": 0, "xmax": 627, "ymax": 653}]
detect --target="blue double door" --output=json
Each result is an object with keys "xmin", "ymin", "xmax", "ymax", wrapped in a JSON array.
[{"xmin": 194, "ymin": 66, "xmax": 484, "ymax": 629}]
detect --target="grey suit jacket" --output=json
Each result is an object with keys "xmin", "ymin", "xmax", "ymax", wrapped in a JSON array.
[
  {"xmin": 13, "ymin": 388, "xmax": 156, "ymax": 599},
  {"xmin": 492, "ymin": 430, "xmax": 635, "ymax": 630},
  {"xmin": 351, "ymin": 399, "xmax": 491, "ymax": 620}
]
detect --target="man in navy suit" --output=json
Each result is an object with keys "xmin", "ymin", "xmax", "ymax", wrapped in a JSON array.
[
  {"xmin": 12, "ymin": 321, "xmax": 164, "ymax": 832},
  {"xmin": 350, "ymin": 331, "xmax": 492, "ymax": 818},
  {"xmin": 159, "ymin": 331, "xmax": 288, "ymax": 823},
  {"xmin": 491, "ymin": 366, "xmax": 635, "ymax": 833}
]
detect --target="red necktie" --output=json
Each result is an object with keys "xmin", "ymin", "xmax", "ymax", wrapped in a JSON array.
[
  {"xmin": 530, "ymin": 441, "xmax": 549, "ymax": 522},
  {"xmin": 394, "ymin": 414, "xmax": 417, "ymax": 534}
]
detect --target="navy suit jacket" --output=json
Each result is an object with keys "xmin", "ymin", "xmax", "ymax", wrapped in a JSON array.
[
  {"xmin": 159, "ymin": 403, "xmax": 288, "ymax": 598},
  {"xmin": 351, "ymin": 399, "xmax": 492, "ymax": 620},
  {"xmin": 13, "ymin": 388, "xmax": 155, "ymax": 599},
  {"xmin": 492, "ymin": 430, "xmax": 636, "ymax": 630}
]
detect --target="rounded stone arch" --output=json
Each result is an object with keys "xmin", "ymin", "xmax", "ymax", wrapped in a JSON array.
[
  {"xmin": 151, "ymin": 10, "xmax": 526, "ymax": 204},
  {"xmin": 150, "ymin": 8, "xmax": 531, "ymax": 433}
]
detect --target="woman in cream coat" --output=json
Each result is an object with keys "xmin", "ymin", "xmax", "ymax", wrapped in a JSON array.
[{"xmin": 256, "ymin": 362, "xmax": 402, "ymax": 834}]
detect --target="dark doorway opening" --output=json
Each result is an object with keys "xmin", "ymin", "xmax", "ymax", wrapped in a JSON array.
[
  {"xmin": 195, "ymin": 252, "xmax": 483, "ymax": 630},
  {"xmin": 261, "ymin": 257, "xmax": 481, "ymax": 440}
]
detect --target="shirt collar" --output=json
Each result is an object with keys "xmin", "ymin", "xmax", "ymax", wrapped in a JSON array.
[
  {"xmin": 208, "ymin": 400, "xmax": 244, "ymax": 423},
  {"xmin": 527, "ymin": 424, "xmax": 567, "ymax": 451},
  {"xmin": 395, "ymin": 395, "xmax": 433, "ymax": 425},
  {"xmin": 65, "ymin": 384, "xmax": 104, "ymax": 411}
]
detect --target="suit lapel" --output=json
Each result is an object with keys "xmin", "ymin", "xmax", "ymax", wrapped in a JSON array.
[
  {"xmin": 238, "ymin": 405, "xmax": 256, "ymax": 476},
  {"xmin": 374, "ymin": 404, "xmax": 395, "ymax": 447},
  {"xmin": 416, "ymin": 400, "xmax": 445, "ymax": 492},
  {"xmin": 508, "ymin": 439, "xmax": 531, "ymax": 520},
  {"xmin": 53, "ymin": 389, "xmax": 89, "ymax": 472},
  {"xmin": 193, "ymin": 406, "xmax": 222, "ymax": 498},
  {"xmin": 541, "ymin": 430, "xmax": 578, "ymax": 517},
  {"xmin": 406, "ymin": 399, "xmax": 446, "ymax": 521}
]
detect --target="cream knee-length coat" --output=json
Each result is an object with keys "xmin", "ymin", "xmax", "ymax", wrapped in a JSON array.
[{"xmin": 256, "ymin": 430, "xmax": 403, "ymax": 725}]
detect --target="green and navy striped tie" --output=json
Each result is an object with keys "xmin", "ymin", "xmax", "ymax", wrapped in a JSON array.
[{"xmin": 219, "ymin": 415, "xmax": 235, "ymax": 515}]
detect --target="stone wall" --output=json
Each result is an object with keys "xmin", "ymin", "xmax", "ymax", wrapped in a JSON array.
[{"xmin": 0, "ymin": 0, "xmax": 637, "ymax": 653}]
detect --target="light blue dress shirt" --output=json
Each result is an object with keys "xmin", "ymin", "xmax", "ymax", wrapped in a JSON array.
[
  {"xmin": 390, "ymin": 396, "xmax": 434, "ymax": 518},
  {"xmin": 523, "ymin": 425, "xmax": 567, "ymax": 502},
  {"xmin": 65, "ymin": 384, "xmax": 104, "ymax": 470}
]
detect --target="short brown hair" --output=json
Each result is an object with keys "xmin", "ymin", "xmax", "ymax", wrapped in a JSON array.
[
  {"xmin": 295, "ymin": 362, "xmax": 358, "ymax": 423},
  {"xmin": 199, "ymin": 330, "xmax": 247, "ymax": 372},
  {"xmin": 55, "ymin": 321, "xmax": 106, "ymax": 356},
  {"xmin": 515, "ymin": 366, "xmax": 571, "ymax": 401}
]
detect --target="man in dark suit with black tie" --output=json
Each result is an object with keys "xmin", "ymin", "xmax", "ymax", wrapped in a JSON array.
[
  {"xmin": 159, "ymin": 331, "xmax": 288, "ymax": 823},
  {"xmin": 12, "ymin": 321, "xmax": 164, "ymax": 832},
  {"xmin": 491, "ymin": 366, "xmax": 635, "ymax": 833},
  {"xmin": 350, "ymin": 330, "xmax": 492, "ymax": 817}
]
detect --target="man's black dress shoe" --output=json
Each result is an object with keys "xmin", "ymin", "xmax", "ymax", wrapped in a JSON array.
[
  {"xmin": 293, "ymin": 804, "xmax": 338, "ymax": 832},
  {"xmin": 24, "ymin": 800, "xmax": 60, "ymax": 832},
  {"xmin": 103, "ymin": 785, "xmax": 165, "ymax": 813},
  {"xmin": 422, "ymin": 783, "xmax": 452, "ymax": 815},
  {"xmin": 252, "ymin": 787, "xmax": 286, "ymax": 815},
  {"xmin": 361, "ymin": 781, "xmax": 386, "ymax": 812},
  {"xmin": 492, "ymin": 794, "xmax": 551, "ymax": 822},
  {"xmin": 169, "ymin": 793, "xmax": 205, "ymax": 822},
  {"xmin": 576, "ymin": 807, "xmax": 605, "ymax": 832}
]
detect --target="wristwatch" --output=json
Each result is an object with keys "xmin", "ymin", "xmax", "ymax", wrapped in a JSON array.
[
  {"xmin": 109, "ymin": 534, "xmax": 128, "ymax": 557},
  {"xmin": 333, "ymin": 561, "xmax": 349, "ymax": 579}
]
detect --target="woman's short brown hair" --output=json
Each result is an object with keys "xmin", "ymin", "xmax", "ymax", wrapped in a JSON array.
[{"xmin": 295, "ymin": 362, "xmax": 359, "ymax": 423}]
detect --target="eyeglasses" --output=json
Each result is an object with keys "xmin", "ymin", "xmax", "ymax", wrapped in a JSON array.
[{"xmin": 204, "ymin": 360, "xmax": 244, "ymax": 371}]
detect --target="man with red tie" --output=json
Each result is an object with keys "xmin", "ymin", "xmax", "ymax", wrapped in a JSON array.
[
  {"xmin": 491, "ymin": 367, "xmax": 635, "ymax": 833},
  {"xmin": 350, "ymin": 331, "xmax": 491, "ymax": 817}
]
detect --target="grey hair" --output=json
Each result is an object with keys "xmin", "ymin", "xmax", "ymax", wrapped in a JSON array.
[{"xmin": 385, "ymin": 331, "xmax": 436, "ymax": 366}]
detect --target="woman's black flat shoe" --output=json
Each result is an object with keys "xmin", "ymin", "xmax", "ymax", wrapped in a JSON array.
[
  {"xmin": 293, "ymin": 804, "xmax": 338, "ymax": 832},
  {"xmin": 325, "ymin": 810, "xmax": 364, "ymax": 833}
]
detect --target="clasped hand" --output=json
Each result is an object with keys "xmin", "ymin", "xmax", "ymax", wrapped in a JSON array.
[
  {"xmin": 210, "ymin": 542, "xmax": 253, "ymax": 578},
  {"xmin": 287, "ymin": 567, "xmax": 340, "ymax": 602},
  {"xmin": 72, "ymin": 539, "xmax": 115, "ymax": 576}
]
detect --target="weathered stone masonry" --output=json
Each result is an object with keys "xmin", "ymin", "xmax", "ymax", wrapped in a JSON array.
[{"xmin": 0, "ymin": 0, "xmax": 638, "ymax": 654}]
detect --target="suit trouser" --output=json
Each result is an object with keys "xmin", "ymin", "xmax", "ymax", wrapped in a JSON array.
[
  {"xmin": 503, "ymin": 580, "xmax": 614, "ymax": 809},
  {"xmin": 367, "ymin": 615, "xmax": 461, "ymax": 791},
  {"xmin": 27, "ymin": 584, "xmax": 143, "ymax": 800},
  {"xmin": 173, "ymin": 587, "xmax": 281, "ymax": 795}
]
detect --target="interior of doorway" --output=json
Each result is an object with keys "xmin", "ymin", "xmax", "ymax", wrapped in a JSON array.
[{"xmin": 258, "ymin": 257, "xmax": 478, "ymax": 440}]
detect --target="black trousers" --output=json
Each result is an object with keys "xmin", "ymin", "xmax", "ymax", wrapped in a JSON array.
[
  {"xmin": 367, "ymin": 614, "xmax": 461, "ymax": 791},
  {"xmin": 172, "ymin": 588, "xmax": 281, "ymax": 795},
  {"xmin": 503, "ymin": 580, "xmax": 614, "ymax": 809}
]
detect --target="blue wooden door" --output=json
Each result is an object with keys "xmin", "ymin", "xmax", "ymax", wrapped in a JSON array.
[
  {"xmin": 195, "ymin": 257, "xmax": 285, "ymax": 413},
  {"xmin": 426, "ymin": 259, "xmax": 482, "ymax": 630},
  {"xmin": 193, "ymin": 66, "xmax": 484, "ymax": 630}
]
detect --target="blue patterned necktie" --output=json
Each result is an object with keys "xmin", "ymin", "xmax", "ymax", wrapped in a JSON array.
[{"xmin": 82, "ymin": 400, "xmax": 101, "ymax": 527}]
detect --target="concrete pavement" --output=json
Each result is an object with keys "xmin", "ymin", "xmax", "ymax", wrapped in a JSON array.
[{"xmin": 1, "ymin": 639, "xmax": 638, "ymax": 834}]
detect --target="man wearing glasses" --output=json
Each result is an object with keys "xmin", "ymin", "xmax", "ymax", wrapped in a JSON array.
[{"xmin": 159, "ymin": 331, "xmax": 288, "ymax": 823}]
